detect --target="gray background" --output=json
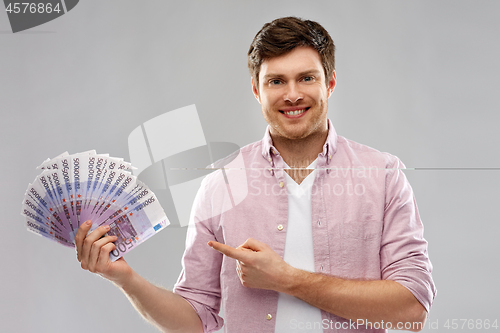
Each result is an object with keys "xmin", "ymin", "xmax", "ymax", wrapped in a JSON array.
[{"xmin": 1, "ymin": 1, "xmax": 499, "ymax": 332}]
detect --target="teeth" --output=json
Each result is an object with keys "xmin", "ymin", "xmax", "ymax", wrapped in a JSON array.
[{"xmin": 283, "ymin": 109, "xmax": 306, "ymax": 115}]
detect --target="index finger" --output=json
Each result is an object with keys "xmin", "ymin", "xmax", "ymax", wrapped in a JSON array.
[{"xmin": 208, "ymin": 241, "xmax": 250, "ymax": 261}]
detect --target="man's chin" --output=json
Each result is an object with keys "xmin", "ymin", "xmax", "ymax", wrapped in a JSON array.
[{"xmin": 275, "ymin": 129, "xmax": 311, "ymax": 141}]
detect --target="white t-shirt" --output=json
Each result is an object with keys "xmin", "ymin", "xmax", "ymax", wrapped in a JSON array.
[{"xmin": 275, "ymin": 159, "xmax": 324, "ymax": 332}]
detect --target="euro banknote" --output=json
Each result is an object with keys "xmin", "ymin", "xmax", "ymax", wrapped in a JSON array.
[{"xmin": 22, "ymin": 151, "xmax": 169, "ymax": 261}]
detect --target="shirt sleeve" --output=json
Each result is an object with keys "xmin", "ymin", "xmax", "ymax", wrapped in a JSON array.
[
  {"xmin": 173, "ymin": 177, "xmax": 224, "ymax": 333},
  {"xmin": 380, "ymin": 155, "xmax": 437, "ymax": 313}
]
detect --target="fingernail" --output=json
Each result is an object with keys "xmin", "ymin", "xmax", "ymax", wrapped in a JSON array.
[{"xmin": 86, "ymin": 220, "xmax": 91, "ymax": 225}]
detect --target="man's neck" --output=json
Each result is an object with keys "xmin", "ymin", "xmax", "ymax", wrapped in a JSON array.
[
  {"xmin": 270, "ymin": 128, "xmax": 328, "ymax": 184},
  {"xmin": 271, "ymin": 129, "xmax": 328, "ymax": 168}
]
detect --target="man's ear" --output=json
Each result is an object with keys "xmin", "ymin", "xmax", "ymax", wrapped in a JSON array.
[
  {"xmin": 251, "ymin": 77, "xmax": 261, "ymax": 104},
  {"xmin": 327, "ymin": 70, "xmax": 337, "ymax": 99}
]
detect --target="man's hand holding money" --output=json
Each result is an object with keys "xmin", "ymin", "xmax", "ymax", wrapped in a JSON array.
[{"xmin": 75, "ymin": 220, "xmax": 133, "ymax": 287}]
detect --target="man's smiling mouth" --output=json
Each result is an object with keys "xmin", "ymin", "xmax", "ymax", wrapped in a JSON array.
[{"xmin": 279, "ymin": 107, "xmax": 310, "ymax": 116}]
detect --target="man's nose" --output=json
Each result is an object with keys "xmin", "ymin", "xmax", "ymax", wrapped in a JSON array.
[{"xmin": 284, "ymin": 82, "xmax": 303, "ymax": 103}]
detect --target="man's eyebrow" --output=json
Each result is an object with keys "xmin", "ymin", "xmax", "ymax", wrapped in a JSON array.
[
  {"xmin": 262, "ymin": 73, "xmax": 285, "ymax": 81},
  {"xmin": 297, "ymin": 69, "xmax": 322, "ymax": 77},
  {"xmin": 262, "ymin": 70, "xmax": 322, "ymax": 81}
]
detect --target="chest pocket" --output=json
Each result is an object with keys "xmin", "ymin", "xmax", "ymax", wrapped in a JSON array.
[{"xmin": 340, "ymin": 220, "xmax": 383, "ymax": 279}]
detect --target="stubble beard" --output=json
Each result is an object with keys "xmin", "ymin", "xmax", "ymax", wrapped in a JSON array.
[{"xmin": 267, "ymin": 98, "xmax": 328, "ymax": 142}]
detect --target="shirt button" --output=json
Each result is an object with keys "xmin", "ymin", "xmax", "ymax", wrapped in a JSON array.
[
  {"xmin": 328, "ymin": 154, "xmax": 332, "ymax": 159},
  {"xmin": 266, "ymin": 314, "xmax": 273, "ymax": 320},
  {"xmin": 268, "ymin": 157, "xmax": 272, "ymax": 162},
  {"xmin": 279, "ymin": 181, "xmax": 284, "ymax": 188},
  {"xmin": 277, "ymin": 224, "xmax": 284, "ymax": 231}
]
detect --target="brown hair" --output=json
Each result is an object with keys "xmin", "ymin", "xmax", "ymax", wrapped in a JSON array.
[{"xmin": 248, "ymin": 16, "xmax": 336, "ymax": 89}]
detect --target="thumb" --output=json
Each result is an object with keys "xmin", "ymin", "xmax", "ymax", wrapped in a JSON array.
[{"xmin": 240, "ymin": 238, "xmax": 268, "ymax": 252}]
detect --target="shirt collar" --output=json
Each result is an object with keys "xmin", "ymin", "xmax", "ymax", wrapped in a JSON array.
[{"xmin": 261, "ymin": 119, "xmax": 338, "ymax": 166}]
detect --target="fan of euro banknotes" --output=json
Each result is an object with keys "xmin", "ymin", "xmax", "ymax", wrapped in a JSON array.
[{"xmin": 21, "ymin": 150, "xmax": 170, "ymax": 261}]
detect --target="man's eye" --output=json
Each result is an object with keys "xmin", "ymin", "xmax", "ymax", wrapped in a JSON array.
[
  {"xmin": 303, "ymin": 76, "xmax": 314, "ymax": 82},
  {"xmin": 269, "ymin": 79, "xmax": 282, "ymax": 85}
]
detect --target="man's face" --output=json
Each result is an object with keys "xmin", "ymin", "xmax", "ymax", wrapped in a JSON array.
[{"xmin": 252, "ymin": 46, "xmax": 336, "ymax": 142}]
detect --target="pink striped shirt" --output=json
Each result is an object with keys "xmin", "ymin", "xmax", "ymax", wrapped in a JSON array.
[{"xmin": 174, "ymin": 120, "xmax": 436, "ymax": 333}]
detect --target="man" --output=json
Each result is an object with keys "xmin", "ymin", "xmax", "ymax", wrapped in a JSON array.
[{"xmin": 75, "ymin": 17, "xmax": 435, "ymax": 333}]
